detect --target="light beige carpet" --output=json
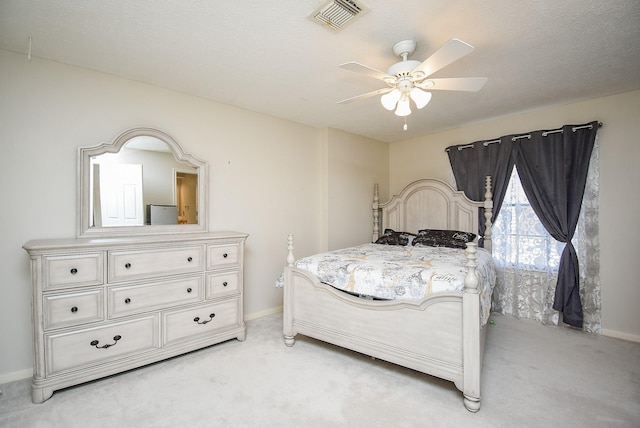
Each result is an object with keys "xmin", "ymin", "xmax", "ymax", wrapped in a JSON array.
[{"xmin": 1, "ymin": 312, "xmax": 638, "ymax": 427}]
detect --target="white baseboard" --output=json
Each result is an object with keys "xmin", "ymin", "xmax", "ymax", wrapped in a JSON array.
[
  {"xmin": 0, "ymin": 368, "xmax": 32, "ymax": 384},
  {"xmin": 601, "ymin": 328, "xmax": 640, "ymax": 343},
  {"xmin": 245, "ymin": 306, "xmax": 282, "ymax": 321}
]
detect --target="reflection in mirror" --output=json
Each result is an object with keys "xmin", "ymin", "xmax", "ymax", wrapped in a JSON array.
[
  {"xmin": 78, "ymin": 128, "xmax": 208, "ymax": 238},
  {"xmin": 90, "ymin": 137, "xmax": 198, "ymax": 227},
  {"xmin": 175, "ymin": 171, "xmax": 198, "ymax": 224}
]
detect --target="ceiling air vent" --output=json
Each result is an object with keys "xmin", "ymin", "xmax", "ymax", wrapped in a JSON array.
[{"xmin": 309, "ymin": 0, "xmax": 370, "ymax": 31}]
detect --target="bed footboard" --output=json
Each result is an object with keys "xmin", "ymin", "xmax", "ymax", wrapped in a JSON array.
[{"xmin": 282, "ymin": 234, "xmax": 485, "ymax": 412}]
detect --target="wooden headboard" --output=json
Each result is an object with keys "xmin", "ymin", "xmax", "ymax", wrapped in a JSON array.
[{"xmin": 372, "ymin": 177, "xmax": 493, "ymax": 250}]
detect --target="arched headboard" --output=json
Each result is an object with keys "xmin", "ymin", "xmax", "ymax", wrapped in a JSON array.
[{"xmin": 373, "ymin": 177, "xmax": 493, "ymax": 250}]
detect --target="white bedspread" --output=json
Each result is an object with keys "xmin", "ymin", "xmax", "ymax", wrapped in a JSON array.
[{"xmin": 278, "ymin": 243, "xmax": 496, "ymax": 324}]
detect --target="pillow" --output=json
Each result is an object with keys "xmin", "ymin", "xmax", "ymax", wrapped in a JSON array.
[
  {"xmin": 412, "ymin": 229, "xmax": 476, "ymax": 249},
  {"xmin": 374, "ymin": 229, "xmax": 416, "ymax": 246}
]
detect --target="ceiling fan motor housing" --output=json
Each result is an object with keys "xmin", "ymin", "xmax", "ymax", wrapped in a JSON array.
[{"xmin": 387, "ymin": 59, "xmax": 421, "ymax": 78}]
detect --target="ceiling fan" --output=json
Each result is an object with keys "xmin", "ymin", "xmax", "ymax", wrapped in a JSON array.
[{"xmin": 338, "ymin": 39, "xmax": 487, "ymax": 117}]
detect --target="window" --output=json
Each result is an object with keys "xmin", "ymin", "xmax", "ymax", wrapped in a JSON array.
[{"xmin": 493, "ymin": 168, "xmax": 566, "ymax": 271}]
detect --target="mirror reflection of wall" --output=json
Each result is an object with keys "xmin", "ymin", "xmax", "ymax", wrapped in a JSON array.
[{"xmin": 89, "ymin": 137, "xmax": 197, "ymax": 227}]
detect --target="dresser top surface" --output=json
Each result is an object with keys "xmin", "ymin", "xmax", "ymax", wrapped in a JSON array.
[{"xmin": 23, "ymin": 231, "xmax": 249, "ymax": 253}]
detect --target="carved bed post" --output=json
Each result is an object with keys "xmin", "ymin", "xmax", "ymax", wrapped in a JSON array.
[
  {"xmin": 286, "ymin": 233, "xmax": 295, "ymax": 268},
  {"xmin": 483, "ymin": 176, "xmax": 493, "ymax": 252},
  {"xmin": 463, "ymin": 242, "xmax": 481, "ymax": 412},
  {"xmin": 372, "ymin": 183, "xmax": 380, "ymax": 242},
  {"xmin": 283, "ymin": 233, "xmax": 296, "ymax": 347}
]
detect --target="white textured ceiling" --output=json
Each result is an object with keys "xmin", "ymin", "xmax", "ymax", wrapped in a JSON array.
[{"xmin": 1, "ymin": 0, "xmax": 639, "ymax": 142}]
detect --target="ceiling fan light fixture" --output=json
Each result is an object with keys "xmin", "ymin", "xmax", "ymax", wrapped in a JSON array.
[
  {"xmin": 410, "ymin": 87, "xmax": 432, "ymax": 109},
  {"xmin": 337, "ymin": 37, "xmax": 487, "ymax": 127},
  {"xmin": 394, "ymin": 97, "xmax": 411, "ymax": 117},
  {"xmin": 381, "ymin": 89, "xmax": 401, "ymax": 110}
]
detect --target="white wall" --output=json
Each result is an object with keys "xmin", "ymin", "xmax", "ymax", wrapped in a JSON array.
[
  {"xmin": 326, "ymin": 128, "xmax": 389, "ymax": 250},
  {"xmin": 0, "ymin": 49, "xmax": 388, "ymax": 381},
  {"xmin": 389, "ymin": 90, "xmax": 640, "ymax": 342}
]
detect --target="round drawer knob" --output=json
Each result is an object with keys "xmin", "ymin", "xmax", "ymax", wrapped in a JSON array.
[
  {"xmin": 223, "ymin": 253, "xmax": 228, "ymax": 258},
  {"xmin": 70, "ymin": 268, "xmax": 78, "ymax": 275},
  {"xmin": 187, "ymin": 288, "xmax": 192, "ymax": 293},
  {"xmin": 223, "ymin": 282, "xmax": 228, "ymax": 287},
  {"xmin": 124, "ymin": 263, "xmax": 131, "ymax": 269},
  {"xmin": 71, "ymin": 306, "xmax": 78, "ymax": 313},
  {"xmin": 124, "ymin": 298, "xmax": 131, "ymax": 304},
  {"xmin": 187, "ymin": 257, "xmax": 193, "ymax": 262}
]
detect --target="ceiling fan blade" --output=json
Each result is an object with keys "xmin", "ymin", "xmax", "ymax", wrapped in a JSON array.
[
  {"xmin": 417, "ymin": 77, "xmax": 488, "ymax": 92},
  {"xmin": 412, "ymin": 39, "xmax": 475, "ymax": 78},
  {"xmin": 339, "ymin": 61, "xmax": 392, "ymax": 82},
  {"xmin": 337, "ymin": 87, "xmax": 392, "ymax": 104}
]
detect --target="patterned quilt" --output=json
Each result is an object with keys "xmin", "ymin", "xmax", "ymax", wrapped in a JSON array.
[{"xmin": 278, "ymin": 243, "xmax": 496, "ymax": 324}]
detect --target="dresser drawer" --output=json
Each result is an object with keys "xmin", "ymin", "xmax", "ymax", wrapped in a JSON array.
[
  {"xmin": 43, "ymin": 289, "xmax": 104, "ymax": 330},
  {"xmin": 108, "ymin": 245, "xmax": 204, "ymax": 282},
  {"xmin": 206, "ymin": 270, "xmax": 241, "ymax": 298},
  {"xmin": 207, "ymin": 243, "xmax": 241, "ymax": 269},
  {"xmin": 108, "ymin": 276, "xmax": 203, "ymax": 318},
  {"xmin": 163, "ymin": 300, "xmax": 240, "ymax": 345},
  {"xmin": 43, "ymin": 253, "xmax": 104, "ymax": 290},
  {"xmin": 46, "ymin": 315, "xmax": 159, "ymax": 376}
]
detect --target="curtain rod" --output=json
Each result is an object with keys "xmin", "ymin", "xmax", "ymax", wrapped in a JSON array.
[{"xmin": 445, "ymin": 121, "xmax": 603, "ymax": 152}]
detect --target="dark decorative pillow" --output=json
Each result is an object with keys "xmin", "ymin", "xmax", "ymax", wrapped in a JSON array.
[
  {"xmin": 374, "ymin": 229, "xmax": 416, "ymax": 246},
  {"xmin": 412, "ymin": 229, "xmax": 477, "ymax": 249}
]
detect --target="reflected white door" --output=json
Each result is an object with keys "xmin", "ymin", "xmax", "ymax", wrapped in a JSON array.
[{"xmin": 94, "ymin": 164, "xmax": 144, "ymax": 226}]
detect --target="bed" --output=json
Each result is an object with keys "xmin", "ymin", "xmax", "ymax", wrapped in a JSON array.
[{"xmin": 280, "ymin": 177, "xmax": 494, "ymax": 412}]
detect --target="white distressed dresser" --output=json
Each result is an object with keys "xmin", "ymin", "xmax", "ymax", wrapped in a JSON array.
[{"xmin": 23, "ymin": 231, "xmax": 248, "ymax": 403}]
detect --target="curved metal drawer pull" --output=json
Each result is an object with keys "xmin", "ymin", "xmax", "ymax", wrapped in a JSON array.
[
  {"xmin": 124, "ymin": 263, "xmax": 131, "ymax": 269},
  {"xmin": 90, "ymin": 335, "xmax": 122, "ymax": 349},
  {"xmin": 223, "ymin": 253, "xmax": 228, "ymax": 258},
  {"xmin": 70, "ymin": 306, "xmax": 78, "ymax": 313},
  {"xmin": 193, "ymin": 313, "xmax": 216, "ymax": 325},
  {"xmin": 187, "ymin": 256, "xmax": 193, "ymax": 262},
  {"xmin": 70, "ymin": 268, "xmax": 78, "ymax": 275}
]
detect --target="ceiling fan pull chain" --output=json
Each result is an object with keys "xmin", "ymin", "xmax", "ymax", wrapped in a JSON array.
[{"xmin": 403, "ymin": 117, "xmax": 408, "ymax": 131}]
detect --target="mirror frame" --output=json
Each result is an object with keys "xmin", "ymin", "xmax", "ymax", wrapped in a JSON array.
[{"xmin": 77, "ymin": 127, "xmax": 208, "ymax": 238}]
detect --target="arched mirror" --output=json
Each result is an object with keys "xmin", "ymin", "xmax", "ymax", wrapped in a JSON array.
[{"xmin": 78, "ymin": 127, "xmax": 208, "ymax": 237}]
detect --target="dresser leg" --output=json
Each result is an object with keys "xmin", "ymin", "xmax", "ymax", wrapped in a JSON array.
[{"xmin": 31, "ymin": 384, "xmax": 54, "ymax": 404}]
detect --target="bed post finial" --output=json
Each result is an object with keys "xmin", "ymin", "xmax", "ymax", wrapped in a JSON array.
[
  {"xmin": 287, "ymin": 234, "xmax": 295, "ymax": 267},
  {"xmin": 372, "ymin": 183, "xmax": 380, "ymax": 242},
  {"xmin": 483, "ymin": 176, "xmax": 493, "ymax": 252},
  {"xmin": 464, "ymin": 242, "xmax": 479, "ymax": 292}
]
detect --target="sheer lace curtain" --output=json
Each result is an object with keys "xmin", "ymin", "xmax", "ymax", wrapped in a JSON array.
[{"xmin": 491, "ymin": 137, "xmax": 601, "ymax": 333}]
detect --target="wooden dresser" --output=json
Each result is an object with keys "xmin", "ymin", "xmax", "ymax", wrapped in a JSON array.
[{"xmin": 23, "ymin": 231, "xmax": 248, "ymax": 403}]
